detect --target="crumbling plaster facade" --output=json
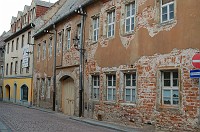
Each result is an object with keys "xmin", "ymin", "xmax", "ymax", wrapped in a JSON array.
[{"xmin": 33, "ymin": 0, "xmax": 200, "ymax": 131}]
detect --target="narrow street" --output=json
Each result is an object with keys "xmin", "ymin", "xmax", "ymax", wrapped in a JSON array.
[{"xmin": 0, "ymin": 102, "xmax": 117, "ymax": 132}]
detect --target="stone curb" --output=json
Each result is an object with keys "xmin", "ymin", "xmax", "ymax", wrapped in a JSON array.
[{"xmin": 69, "ymin": 117, "xmax": 139, "ymax": 132}]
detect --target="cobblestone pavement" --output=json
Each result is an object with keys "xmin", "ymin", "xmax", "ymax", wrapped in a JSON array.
[{"xmin": 0, "ymin": 102, "xmax": 117, "ymax": 132}]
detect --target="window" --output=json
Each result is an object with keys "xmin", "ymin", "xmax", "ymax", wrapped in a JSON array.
[
  {"xmin": 16, "ymin": 38, "xmax": 19, "ymax": 50},
  {"xmin": 107, "ymin": 74, "xmax": 116, "ymax": 101},
  {"xmin": 47, "ymin": 78, "xmax": 51, "ymax": 99},
  {"xmin": 20, "ymin": 60, "xmax": 23, "ymax": 74},
  {"xmin": 43, "ymin": 41, "xmax": 46, "ymax": 59},
  {"xmin": 66, "ymin": 29, "xmax": 71, "ymax": 50},
  {"xmin": 92, "ymin": 17, "xmax": 99, "ymax": 42},
  {"xmin": 7, "ymin": 43, "xmax": 9, "ymax": 54},
  {"xmin": 41, "ymin": 78, "xmax": 45, "ymax": 97},
  {"xmin": 161, "ymin": 0, "xmax": 174, "ymax": 23},
  {"xmin": 37, "ymin": 43, "xmax": 40, "ymax": 61},
  {"xmin": 107, "ymin": 10, "xmax": 115, "ymax": 37},
  {"xmin": 58, "ymin": 32, "xmax": 63, "ymax": 52},
  {"xmin": 15, "ymin": 61, "xmax": 18, "ymax": 74},
  {"xmin": 21, "ymin": 85, "xmax": 28, "ymax": 101},
  {"xmin": 6, "ymin": 63, "xmax": 8, "ymax": 75},
  {"xmin": 28, "ymin": 31, "xmax": 31, "ymax": 44},
  {"xmin": 125, "ymin": 2, "xmax": 135, "ymax": 33},
  {"xmin": 92, "ymin": 75, "xmax": 100, "ymax": 100},
  {"xmin": 26, "ymin": 57, "xmax": 30, "ymax": 73},
  {"xmin": 125, "ymin": 72, "xmax": 136, "ymax": 102},
  {"xmin": 0, "ymin": 51, "xmax": 3, "ymax": 58},
  {"xmin": 77, "ymin": 24, "xmax": 81, "ymax": 47},
  {"xmin": 10, "ymin": 62, "xmax": 13, "ymax": 75},
  {"xmin": 0, "ymin": 65, "xmax": 3, "ymax": 75},
  {"xmin": 161, "ymin": 70, "xmax": 179, "ymax": 105},
  {"xmin": 48, "ymin": 38, "xmax": 52, "ymax": 57},
  {"xmin": 11, "ymin": 40, "xmax": 14, "ymax": 52},
  {"xmin": 21, "ymin": 35, "xmax": 24, "ymax": 48}
]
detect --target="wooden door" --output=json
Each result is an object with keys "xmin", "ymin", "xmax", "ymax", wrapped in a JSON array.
[{"xmin": 62, "ymin": 78, "xmax": 74, "ymax": 116}]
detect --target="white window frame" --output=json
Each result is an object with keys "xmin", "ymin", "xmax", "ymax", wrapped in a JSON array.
[
  {"xmin": 66, "ymin": 29, "xmax": 71, "ymax": 50},
  {"xmin": 77, "ymin": 25, "xmax": 81, "ymax": 47},
  {"xmin": 43, "ymin": 41, "xmax": 46, "ymax": 60},
  {"xmin": 48, "ymin": 38, "xmax": 52, "ymax": 57},
  {"xmin": 58, "ymin": 32, "xmax": 63, "ymax": 52},
  {"xmin": 125, "ymin": 72, "xmax": 136, "ymax": 102},
  {"xmin": 37, "ymin": 44, "xmax": 40, "ymax": 61},
  {"xmin": 107, "ymin": 10, "xmax": 115, "ymax": 38},
  {"xmin": 107, "ymin": 74, "xmax": 116, "ymax": 101},
  {"xmin": 92, "ymin": 75, "xmax": 100, "ymax": 100},
  {"xmin": 47, "ymin": 78, "xmax": 51, "ymax": 99},
  {"xmin": 161, "ymin": 70, "xmax": 179, "ymax": 106},
  {"xmin": 161, "ymin": 0, "xmax": 175, "ymax": 23},
  {"xmin": 92, "ymin": 17, "xmax": 99, "ymax": 42},
  {"xmin": 41, "ymin": 78, "xmax": 45, "ymax": 98},
  {"xmin": 125, "ymin": 2, "xmax": 136, "ymax": 33}
]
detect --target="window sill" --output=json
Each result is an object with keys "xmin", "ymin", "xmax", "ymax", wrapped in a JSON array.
[
  {"xmin": 122, "ymin": 31, "xmax": 135, "ymax": 37},
  {"xmin": 160, "ymin": 19, "xmax": 176, "ymax": 26},
  {"xmin": 157, "ymin": 105, "xmax": 181, "ymax": 113},
  {"xmin": 103, "ymin": 101, "xmax": 116, "ymax": 105},
  {"xmin": 120, "ymin": 102, "xmax": 136, "ymax": 107}
]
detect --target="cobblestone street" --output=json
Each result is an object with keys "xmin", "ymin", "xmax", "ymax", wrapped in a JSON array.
[{"xmin": 0, "ymin": 102, "xmax": 117, "ymax": 132}]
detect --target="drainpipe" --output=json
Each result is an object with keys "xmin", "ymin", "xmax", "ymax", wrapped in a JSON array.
[{"xmin": 52, "ymin": 24, "xmax": 57, "ymax": 111}]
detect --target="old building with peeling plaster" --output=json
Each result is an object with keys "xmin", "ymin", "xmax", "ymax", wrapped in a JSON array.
[{"xmin": 33, "ymin": 0, "xmax": 200, "ymax": 131}]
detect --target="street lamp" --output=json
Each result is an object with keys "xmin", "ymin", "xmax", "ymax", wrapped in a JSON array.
[
  {"xmin": 74, "ymin": 6, "xmax": 86, "ymax": 117},
  {"xmin": 44, "ymin": 26, "xmax": 57, "ymax": 111}
]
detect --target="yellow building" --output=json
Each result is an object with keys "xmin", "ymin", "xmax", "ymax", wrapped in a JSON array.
[{"xmin": 3, "ymin": 78, "xmax": 32, "ymax": 105}]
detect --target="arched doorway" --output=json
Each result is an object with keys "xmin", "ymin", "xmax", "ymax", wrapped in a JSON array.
[
  {"xmin": 21, "ymin": 85, "xmax": 28, "ymax": 101},
  {"xmin": 14, "ymin": 84, "xmax": 17, "ymax": 103},
  {"xmin": 61, "ymin": 77, "xmax": 75, "ymax": 116},
  {"xmin": 5, "ymin": 85, "xmax": 10, "ymax": 101}
]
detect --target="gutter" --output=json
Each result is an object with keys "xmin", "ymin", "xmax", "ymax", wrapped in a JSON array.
[{"xmin": 33, "ymin": 0, "xmax": 94, "ymax": 38}]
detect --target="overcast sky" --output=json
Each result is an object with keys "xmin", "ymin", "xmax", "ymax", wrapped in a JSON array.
[{"xmin": 0, "ymin": 0, "xmax": 58, "ymax": 35}]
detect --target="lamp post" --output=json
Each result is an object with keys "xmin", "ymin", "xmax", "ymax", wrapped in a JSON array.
[
  {"xmin": 74, "ymin": 6, "xmax": 86, "ymax": 117},
  {"xmin": 44, "ymin": 25, "xmax": 57, "ymax": 111}
]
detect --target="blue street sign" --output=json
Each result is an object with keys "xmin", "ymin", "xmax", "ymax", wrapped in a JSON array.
[{"xmin": 190, "ymin": 69, "xmax": 200, "ymax": 78}]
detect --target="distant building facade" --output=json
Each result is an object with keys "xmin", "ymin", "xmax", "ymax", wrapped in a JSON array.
[
  {"xmin": 3, "ymin": 0, "xmax": 53, "ymax": 106},
  {"xmin": 33, "ymin": 0, "xmax": 200, "ymax": 131}
]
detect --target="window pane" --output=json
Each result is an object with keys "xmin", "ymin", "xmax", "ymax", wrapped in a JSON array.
[
  {"xmin": 163, "ymin": 90, "xmax": 171, "ymax": 97},
  {"xmin": 126, "ymin": 95, "xmax": 131, "ymax": 101},
  {"xmin": 126, "ymin": 5, "xmax": 130, "ymax": 17},
  {"xmin": 126, "ymin": 89, "xmax": 131, "ymax": 95},
  {"xmin": 164, "ymin": 80, "xmax": 170, "ymax": 86},
  {"xmin": 164, "ymin": 97, "xmax": 171, "ymax": 104},
  {"xmin": 108, "ymin": 89, "xmax": 112, "ymax": 100},
  {"xmin": 132, "ymin": 89, "xmax": 136, "ymax": 102},
  {"xmin": 162, "ymin": 6, "xmax": 167, "ymax": 14},
  {"xmin": 173, "ymin": 79, "xmax": 178, "ymax": 86},
  {"xmin": 173, "ymin": 90, "xmax": 178, "ymax": 97},
  {"xmin": 113, "ymin": 89, "xmax": 116, "ymax": 100},
  {"xmin": 173, "ymin": 72, "xmax": 178, "ymax": 78},
  {"xmin": 169, "ymin": 4, "xmax": 174, "ymax": 12},
  {"xmin": 108, "ymin": 80, "xmax": 112, "ymax": 86},
  {"xmin": 170, "ymin": 12, "xmax": 174, "ymax": 19},
  {"xmin": 164, "ymin": 72, "xmax": 170, "ymax": 79},
  {"xmin": 173, "ymin": 98, "xmax": 179, "ymax": 105}
]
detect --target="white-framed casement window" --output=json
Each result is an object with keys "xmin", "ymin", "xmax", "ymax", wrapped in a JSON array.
[
  {"xmin": 47, "ymin": 78, "xmax": 51, "ymax": 99},
  {"xmin": 161, "ymin": 70, "xmax": 179, "ymax": 105},
  {"xmin": 7, "ymin": 43, "xmax": 9, "ymax": 54},
  {"xmin": 11, "ymin": 40, "xmax": 14, "ymax": 52},
  {"xmin": 58, "ymin": 31, "xmax": 63, "ymax": 53},
  {"xmin": 107, "ymin": 74, "xmax": 116, "ymax": 101},
  {"xmin": 125, "ymin": 2, "xmax": 136, "ymax": 33},
  {"xmin": 107, "ymin": 10, "xmax": 115, "ymax": 38},
  {"xmin": 92, "ymin": 17, "xmax": 99, "ymax": 42},
  {"xmin": 15, "ymin": 61, "xmax": 18, "ymax": 75},
  {"xmin": 37, "ymin": 43, "xmax": 40, "ymax": 61},
  {"xmin": 77, "ymin": 24, "xmax": 81, "ymax": 47},
  {"xmin": 41, "ymin": 78, "xmax": 45, "ymax": 98},
  {"xmin": 20, "ymin": 60, "xmax": 23, "ymax": 74},
  {"xmin": 16, "ymin": 38, "xmax": 19, "ymax": 50},
  {"xmin": 43, "ymin": 40, "xmax": 46, "ymax": 60},
  {"xmin": 161, "ymin": 0, "xmax": 174, "ymax": 23},
  {"xmin": 48, "ymin": 37, "xmax": 52, "ymax": 57},
  {"xmin": 92, "ymin": 75, "xmax": 100, "ymax": 100},
  {"xmin": 125, "ymin": 72, "xmax": 136, "ymax": 102},
  {"xmin": 66, "ymin": 29, "xmax": 71, "ymax": 50}
]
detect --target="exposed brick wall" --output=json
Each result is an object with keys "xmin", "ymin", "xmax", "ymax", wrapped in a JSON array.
[{"xmin": 36, "ymin": 6, "xmax": 50, "ymax": 18}]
